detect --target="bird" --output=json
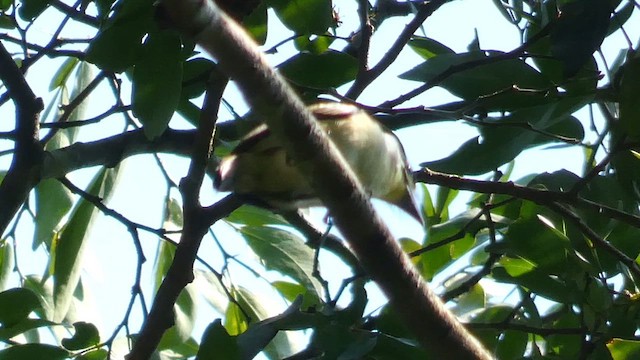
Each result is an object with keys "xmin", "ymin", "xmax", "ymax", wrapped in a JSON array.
[{"xmin": 214, "ymin": 102, "xmax": 423, "ymax": 224}]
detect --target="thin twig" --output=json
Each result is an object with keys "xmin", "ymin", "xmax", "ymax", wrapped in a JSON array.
[
  {"xmin": 345, "ymin": 0, "xmax": 448, "ymax": 99},
  {"xmin": 548, "ymin": 203, "xmax": 640, "ymax": 279}
]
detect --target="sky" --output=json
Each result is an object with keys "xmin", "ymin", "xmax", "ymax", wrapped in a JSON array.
[{"xmin": 1, "ymin": 0, "xmax": 639, "ymax": 358}]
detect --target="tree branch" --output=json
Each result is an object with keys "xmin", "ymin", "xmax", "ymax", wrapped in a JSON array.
[
  {"xmin": 548, "ymin": 203, "xmax": 640, "ymax": 279},
  {"xmin": 49, "ymin": 0, "xmax": 100, "ymax": 27},
  {"xmin": 41, "ymin": 129, "xmax": 195, "ymax": 179},
  {"xmin": 415, "ymin": 168, "xmax": 640, "ymax": 229},
  {"xmin": 0, "ymin": 42, "xmax": 44, "ymax": 236},
  {"xmin": 158, "ymin": 1, "xmax": 492, "ymax": 358},
  {"xmin": 127, "ymin": 70, "xmax": 232, "ymax": 359},
  {"xmin": 345, "ymin": 0, "xmax": 448, "ymax": 99}
]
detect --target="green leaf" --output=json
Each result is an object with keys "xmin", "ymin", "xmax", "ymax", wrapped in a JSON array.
[
  {"xmin": 300, "ymin": 31, "xmax": 336, "ymax": 51},
  {"xmin": 240, "ymin": 226, "xmax": 322, "ymax": 302},
  {"xmin": 67, "ymin": 61, "xmax": 94, "ymax": 125},
  {"xmin": 76, "ymin": 348, "xmax": 108, "ymax": 360},
  {"xmin": 194, "ymin": 269, "xmax": 228, "ymax": 315},
  {"xmin": 495, "ymin": 330, "xmax": 528, "ymax": 359},
  {"xmin": 419, "ymin": 184, "xmax": 436, "ymax": 222},
  {"xmin": 225, "ymin": 298, "xmax": 249, "ymax": 336},
  {"xmin": 608, "ymin": 339, "xmax": 640, "ymax": 359},
  {"xmin": 271, "ymin": 281, "xmax": 306, "ymax": 302},
  {"xmin": 176, "ymin": 98, "xmax": 201, "ymax": 127},
  {"xmin": 0, "ymin": 14, "xmax": 14, "ymax": 29},
  {"xmin": 547, "ymin": 311, "xmax": 582, "ymax": 357},
  {"xmin": 470, "ymin": 304, "xmax": 513, "ymax": 323},
  {"xmin": 243, "ymin": 1, "xmax": 268, "ymax": 44},
  {"xmin": 153, "ymin": 197, "xmax": 181, "ymax": 292},
  {"xmin": 586, "ymin": 280, "xmax": 612, "ymax": 313},
  {"xmin": 399, "ymin": 237, "xmax": 421, "ymax": 262},
  {"xmin": 619, "ymin": 55, "xmax": 640, "ymax": 139},
  {"xmin": 173, "ymin": 284, "xmax": 198, "ymax": 342},
  {"xmin": 278, "ymin": 50, "xmax": 358, "ymax": 89},
  {"xmin": 270, "ymin": 280, "xmax": 319, "ymax": 310},
  {"xmin": 422, "ymin": 96, "xmax": 588, "ymax": 175},
  {"xmin": 157, "ymin": 331, "xmax": 198, "ymax": 357},
  {"xmin": 492, "ymin": 266, "xmax": 577, "ymax": 303},
  {"xmin": 311, "ymin": 319, "xmax": 376, "ymax": 359},
  {"xmin": 164, "ymin": 196, "xmax": 183, "ymax": 229},
  {"xmin": 0, "ymin": 344, "xmax": 69, "ymax": 360},
  {"xmin": 466, "ymin": 304, "xmax": 513, "ymax": 349},
  {"xmin": 235, "ymin": 298, "xmax": 314, "ymax": 359},
  {"xmin": 33, "ymin": 179, "xmax": 73, "ymax": 250},
  {"xmin": 408, "ymin": 36, "xmax": 454, "ymax": 59},
  {"xmin": 451, "ymin": 284, "xmax": 485, "ymax": 316},
  {"xmin": 501, "ymin": 216, "xmax": 575, "ymax": 274},
  {"xmin": 372, "ymin": 305, "xmax": 412, "ymax": 339},
  {"xmin": 197, "ymin": 320, "xmax": 241, "ymax": 360},
  {"xmin": 418, "ymin": 240, "xmax": 451, "ymax": 281},
  {"xmin": 153, "ymin": 239, "xmax": 174, "ymax": 294},
  {"xmin": 49, "ymin": 58, "xmax": 79, "ymax": 91},
  {"xmin": 0, "ymin": 318, "xmax": 59, "ymax": 341},
  {"xmin": 61, "ymin": 322, "xmax": 100, "ymax": 350},
  {"xmin": 94, "ymin": 0, "xmax": 115, "ymax": 19},
  {"xmin": 181, "ymin": 58, "xmax": 216, "ymax": 100},
  {"xmin": 269, "ymin": 0, "xmax": 333, "ymax": 34},
  {"xmin": 0, "ymin": 288, "xmax": 41, "ymax": 327},
  {"xmin": 0, "ymin": 241, "xmax": 13, "ymax": 291},
  {"xmin": 550, "ymin": 0, "xmax": 611, "ymax": 77},
  {"xmin": 230, "ymin": 287, "xmax": 296, "ymax": 359},
  {"xmin": 18, "ymin": 0, "xmax": 50, "ymax": 21},
  {"xmin": 156, "ymin": 335, "xmax": 198, "ymax": 359},
  {"xmin": 608, "ymin": 1, "xmax": 635, "ymax": 36},
  {"xmin": 226, "ymin": 205, "xmax": 289, "ymax": 226},
  {"xmin": 368, "ymin": 332, "xmax": 428, "ymax": 359},
  {"xmin": 435, "ymin": 186, "xmax": 458, "ymax": 221},
  {"xmin": 400, "ymin": 51, "xmax": 552, "ymax": 100},
  {"xmin": 500, "ymin": 257, "xmax": 535, "ymax": 277},
  {"xmin": 132, "ymin": 30, "xmax": 183, "ymax": 139},
  {"xmin": 53, "ymin": 167, "xmax": 118, "ymax": 322},
  {"xmin": 85, "ymin": 0, "xmax": 155, "ymax": 72},
  {"xmin": 23, "ymin": 275, "xmax": 54, "ymax": 320},
  {"xmin": 0, "ymin": 0, "xmax": 11, "ymax": 11}
]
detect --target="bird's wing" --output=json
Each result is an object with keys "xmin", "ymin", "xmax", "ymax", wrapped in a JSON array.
[
  {"xmin": 231, "ymin": 124, "xmax": 279, "ymax": 154},
  {"xmin": 309, "ymin": 102, "xmax": 360, "ymax": 120}
]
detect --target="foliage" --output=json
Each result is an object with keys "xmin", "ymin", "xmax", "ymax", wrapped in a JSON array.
[{"xmin": 0, "ymin": 0, "xmax": 640, "ymax": 359}]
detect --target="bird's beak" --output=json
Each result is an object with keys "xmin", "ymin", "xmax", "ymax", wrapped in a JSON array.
[{"xmin": 397, "ymin": 190, "xmax": 424, "ymax": 226}]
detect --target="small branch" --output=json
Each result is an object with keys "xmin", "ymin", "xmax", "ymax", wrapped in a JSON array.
[
  {"xmin": 353, "ymin": 0, "xmax": 373, "ymax": 83},
  {"xmin": 127, "ymin": 70, "xmax": 230, "ymax": 359},
  {"xmin": 0, "ymin": 42, "xmax": 44, "ymax": 236},
  {"xmin": 58, "ymin": 177, "xmax": 168, "ymax": 239},
  {"xmin": 281, "ymin": 211, "xmax": 362, "ymax": 273},
  {"xmin": 49, "ymin": 0, "xmax": 100, "ymax": 27},
  {"xmin": 0, "ymin": 34, "xmax": 85, "ymax": 60},
  {"xmin": 416, "ymin": 169, "xmax": 640, "ymax": 230},
  {"xmin": 345, "ymin": 0, "xmax": 448, "ymax": 99},
  {"xmin": 443, "ymin": 203, "xmax": 502, "ymax": 302},
  {"xmin": 40, "ymin": 71, "xmax": 108, "ymax": 145},
  {"xmin": 467, "ymin": 322, "xmax": 586, "ymax": 337},
  {"xmin": 21, "ymin": 0, "xmax": 79, "ymax": 71},
  {"xmin": 380, "ymin": 23, "xmax": 553, "ymax": 108},
  {"xmin": 40, "ymin": 105, "xmax": 132, "ymax": 129},
  {"xmin": 410, "ymin": 209, "xmax": 486, "ymax": 257},
  {"xmin": 548, "ymin": 203, "xmax": 640, "ymax": 279}
]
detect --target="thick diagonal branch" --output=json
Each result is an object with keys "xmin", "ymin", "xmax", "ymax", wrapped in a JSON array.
[
  {"xmin": 0, "ymin": 43, "xmax": 44, "ymax": 235},
  {"xmin": 158, "ymin": 1, "xmax": 492, "ymax": 359}
]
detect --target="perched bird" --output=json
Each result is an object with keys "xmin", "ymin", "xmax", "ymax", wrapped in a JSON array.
[{"xmin": 214, "ymin": 102, "xmax": 423, "ymax": 224}]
